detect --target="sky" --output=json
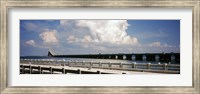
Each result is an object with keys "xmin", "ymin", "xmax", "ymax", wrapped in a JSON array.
[{"xmin": 20, "ymin": 20, "xmax": 180, "ymax": 56}]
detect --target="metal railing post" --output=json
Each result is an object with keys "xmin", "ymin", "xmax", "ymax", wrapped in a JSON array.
[
  {"xmin": 38, "ymin": 66, "xmax": 42, "ymax": 74},
  {"xmin": 109, "ymin": 62, "xmax": 112, "ymax": 70},
  {"xmin": 75, "ymin": 61, "xmax": 77, "ymax": 65},
  {"xmin": 68, "ymin": 61, "xmax": 71, "ymax": 67},
  {"xmin": 90, "ymin": 61, "xmax": 92, "ymax": 67},
  {"xmin": 62, "ymin": 68, "xmax": 65, "ymax": 74},
  {"xmin": 109, "ymin": 62, "xmax": 111, "ymax": 67},
  {"xmin": 99, "ymin": 62, "xmax": 101, "ymax": 67},
  {"xmin": 163, "ymin": 63, "xmax": 168, "ymax": 70},
  {"xmin": 97, "ymin": 71, "xmax": 101, "ymax": 74},
  {"xmin": 62, "ymin": 59, "xmax": 65, "ymax": 67},
  {"xmin": 147, "ymin": 63, "xmax": 151, "ymax": 69},
  {"xmin": 77, "ymin": 69, "xmax": 81, "ymax": 74},
  {"xmin": 82, "ymin": 61, "xmax": 84, "ymax": 66},
  {"xmin": 22, "ymin": 65, "xmax": 25, "ymax": 74},
  {"xmin": 132, "ymin": 62, "xmax": 136, "ymax": 68},
  {"xmin": 120, "ymin": 62, "xmax": 123, "ymax": 68},
  {"xmin": 29, "ymin": 65, "xmax": 32, "ymax": 74},
  {"xmin": 49, "ymin": 67, "xmax": 52, "ymax": 74}
]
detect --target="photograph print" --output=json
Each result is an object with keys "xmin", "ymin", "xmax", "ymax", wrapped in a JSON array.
[{"xmin": 20, "ymin": 20, "xmax": 180, "ymax": 74}]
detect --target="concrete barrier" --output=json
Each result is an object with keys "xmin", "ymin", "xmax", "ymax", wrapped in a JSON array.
[{"xmin": 20, "ymin": 59, "xmax": 180, "ymax": 74}]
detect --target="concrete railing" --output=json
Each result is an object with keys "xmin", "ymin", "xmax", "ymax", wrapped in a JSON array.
[
  {"xmin": 20, "ymin": 59, "xmax": 180, "ymax": 74},
  {"xmin": 20, "ymin": 64, "xmax": 113, "ymax": 74}
]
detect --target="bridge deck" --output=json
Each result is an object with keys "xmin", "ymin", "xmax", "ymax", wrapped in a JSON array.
[
  {"xmin": 20, "ymin": 59, "xmax": 180, "ymax": 74},
  {"xmin": 20, "ymin": 64, "xmax": 179, "ymax": 74},
  {"xmin": 48, "ymin": 51, "xmax": 180, "ymax": 63}
]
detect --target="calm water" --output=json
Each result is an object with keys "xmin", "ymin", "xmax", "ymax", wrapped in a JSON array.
[{"xmin": 20, "ymin": 56, "xmax": 178, "ymax": 64}]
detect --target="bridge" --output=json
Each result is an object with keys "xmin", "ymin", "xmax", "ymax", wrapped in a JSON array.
[
  {"xmin": 20, "ymin": 59, "xmax": 180, "ymax": 74},
  {"xmin": 48, "ymin": 51, "xmax": 180, "ymax": 63}
]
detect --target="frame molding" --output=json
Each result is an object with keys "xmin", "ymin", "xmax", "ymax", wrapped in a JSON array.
[{"xmin": 0, "ymin": 0, "xmax": 199, "ymax": 94}]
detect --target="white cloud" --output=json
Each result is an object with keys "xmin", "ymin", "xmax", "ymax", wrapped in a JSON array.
[
  {"xmin": 82, "ymin": 35, "xmax": 92, "ymax": 43},
  {"xmin": 23, "ymin": 22, "xmax": 38, "ymax": 31},
  {"xmin": 25, "ymin": 40, "xmax": 48, "ymax": 49},
  {"xmin": 136, "ymin": 31, "xmax": 168, "ymax": 40},
  {"xmin": 60, "ymin": 20, "xmax": 76, "ymax": 30},
  {"xmin": 146, "ymin": 42, "xmax": 179, "ymax": 53},
  {"xmin": 163, "ymin": 43, "xmax": 173, "ymax": 47},
  {"xmin": 60, "ymin": 20, "xmax": 68, "ymax": 26},
  {"xmin": 67, "ymin": 35, "xmax": 78, "ymax": 43},
  {"xmin": 67, "ymin": 35, "xmax": 93, "ymax": 48},
  {"xmin": 81, "ymin": 35, "xmax": 93, "ymax": 48},
  {"xmin": 61, "ymin": 20, "xmax": 138, "ymax": 47},
  {"xmin": 148, "ymin": 42, "xmax": 161, "ymax": 47},
  {"xmin": 75, "ymin": 20, "xmax": 138, "ymax": 45},
  {"xmin": 26, "ymin": 40, "xmax": 36, "ymax": 47},
  {"xmin": 39, "ymin": 29, "xmax": 58, "ymax": 44},
  {"xmin": 148, "ymin": 42, "xmax": 175, "ymax": 47}
]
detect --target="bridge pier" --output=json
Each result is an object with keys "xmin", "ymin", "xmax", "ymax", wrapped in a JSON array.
[
  {"xmin": 115, "ymin": 55, "xmax": 118, "ymax": 59},
  {"xmin": 122, "ymin": 55, "xmax": 126, "ymax": 60}
]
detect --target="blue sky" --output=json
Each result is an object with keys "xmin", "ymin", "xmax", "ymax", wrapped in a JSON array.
[{"xmin": 20, "ymin": 20, "xmax": 180, "ymax": 56}]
